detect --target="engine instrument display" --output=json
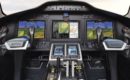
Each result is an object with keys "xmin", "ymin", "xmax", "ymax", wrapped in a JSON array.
[
  {"xmin": 52, "ymin": 21, "xmax": 79, "ymax": 39},
  {"xmin": 18, "ymin": 21, "xmax": 45, "ymax": 39},
  {"xmin": 87, "ymin": 21, "xmax": 113, "ymax": 40}
]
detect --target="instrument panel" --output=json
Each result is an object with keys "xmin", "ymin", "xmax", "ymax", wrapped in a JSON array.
[{"xmin": 16, "ymin": 16, "xmax": 115, "ymax": 51}]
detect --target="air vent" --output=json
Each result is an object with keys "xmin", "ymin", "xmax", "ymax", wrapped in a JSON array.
[{"xmin": 45, "ymin": 5, "xmax": 88, "ymax": 11}]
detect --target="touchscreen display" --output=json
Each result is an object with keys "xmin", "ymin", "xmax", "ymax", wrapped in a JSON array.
[
  {"xmin": 87, "ymin": 21, "xmax": 113, "ymax": 40},
  {"xmin": 68, "ymin": 45, "xmax": 78, "ymax": 56},
  {"xmin": 53, "ymin": 45, "xmax": 64, "ymax": 56}
]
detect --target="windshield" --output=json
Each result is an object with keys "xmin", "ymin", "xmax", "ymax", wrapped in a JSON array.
[{"xmin": 1, "ymin": 0, "xmax": 130, "ymax": 15}]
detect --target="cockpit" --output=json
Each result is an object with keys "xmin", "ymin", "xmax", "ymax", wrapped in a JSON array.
[{"xmin": 0, "ymin": 1, "xmax": 130, "ymax": 80}]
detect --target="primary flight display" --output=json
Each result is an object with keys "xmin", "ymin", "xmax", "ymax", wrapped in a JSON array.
[
  {"xmin": 18, "ymin": 21, "xmax": 45, "ymax": 39},
  {"xmin": 87, "ymin": 21, "xmax": 113, "ymax": 40}
]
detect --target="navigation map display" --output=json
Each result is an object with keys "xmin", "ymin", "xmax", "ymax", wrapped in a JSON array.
[
  {"xmin": 18, "ymin": 21, "xmax": 45, "ymax": 39},
  {"xmin": 68, "ymin": 45, "xmax": 78, "ymax": 56},
  {"xmin": 53, "ymin": 45, "xmax": 64, "ymax": 56},
  {"xmin": 87, "ymin": 21, "xmax": 113, "ymax": 40},
  {"xmin": 53, "ymin": 21, "xmax": 79, "ymax": 39}
]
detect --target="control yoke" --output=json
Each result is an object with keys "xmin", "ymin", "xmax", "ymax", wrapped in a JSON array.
[
  {"xmin": 2, "ymin": 37, "xmax": 30, "ymax": 50},
  {"xmin": 102, "ymin": 39, "xmax": 128, "ymax": 51},
  {"xmin": 96, "ymin": 27, "xmax": 103, "ymax": 44}
]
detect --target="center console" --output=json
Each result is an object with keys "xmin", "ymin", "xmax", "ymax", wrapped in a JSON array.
[{"xmin": 48, "ymin": 43, "xmax": 85, "ymax": 80}]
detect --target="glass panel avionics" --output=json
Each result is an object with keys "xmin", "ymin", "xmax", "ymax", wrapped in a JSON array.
[
  {"xmin": 87, "ymin": 21, "xmax": 113, "ymax": 40},
  {"xmin": 18, "ymin": 21, "xmax": 45, "ymax": 39},
  {"xmin": 53, "ymin": 21, "xmax": 79, "ymax": 39}
]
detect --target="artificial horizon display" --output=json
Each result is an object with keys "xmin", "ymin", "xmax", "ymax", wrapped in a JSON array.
[
  {"xmin": 18, "ymin": 21, "xmax": 45, "ymax": 39},
  {"xmin": 87, "ymin": 21, "xmax": 113, "ymax": 40}
]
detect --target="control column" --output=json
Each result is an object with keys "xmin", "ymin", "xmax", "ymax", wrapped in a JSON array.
[
  {"xmin": 2, "ymin": 37, "xmax": 30, "ymax": 80},
  {"xmin": 102, "ymin": 39, "xmax": 128, "ymax": 80}
]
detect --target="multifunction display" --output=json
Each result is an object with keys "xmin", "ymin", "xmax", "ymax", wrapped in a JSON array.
[{"xmin": 52, "ymin": 21, "xmax": 79, "ymax": 39}]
